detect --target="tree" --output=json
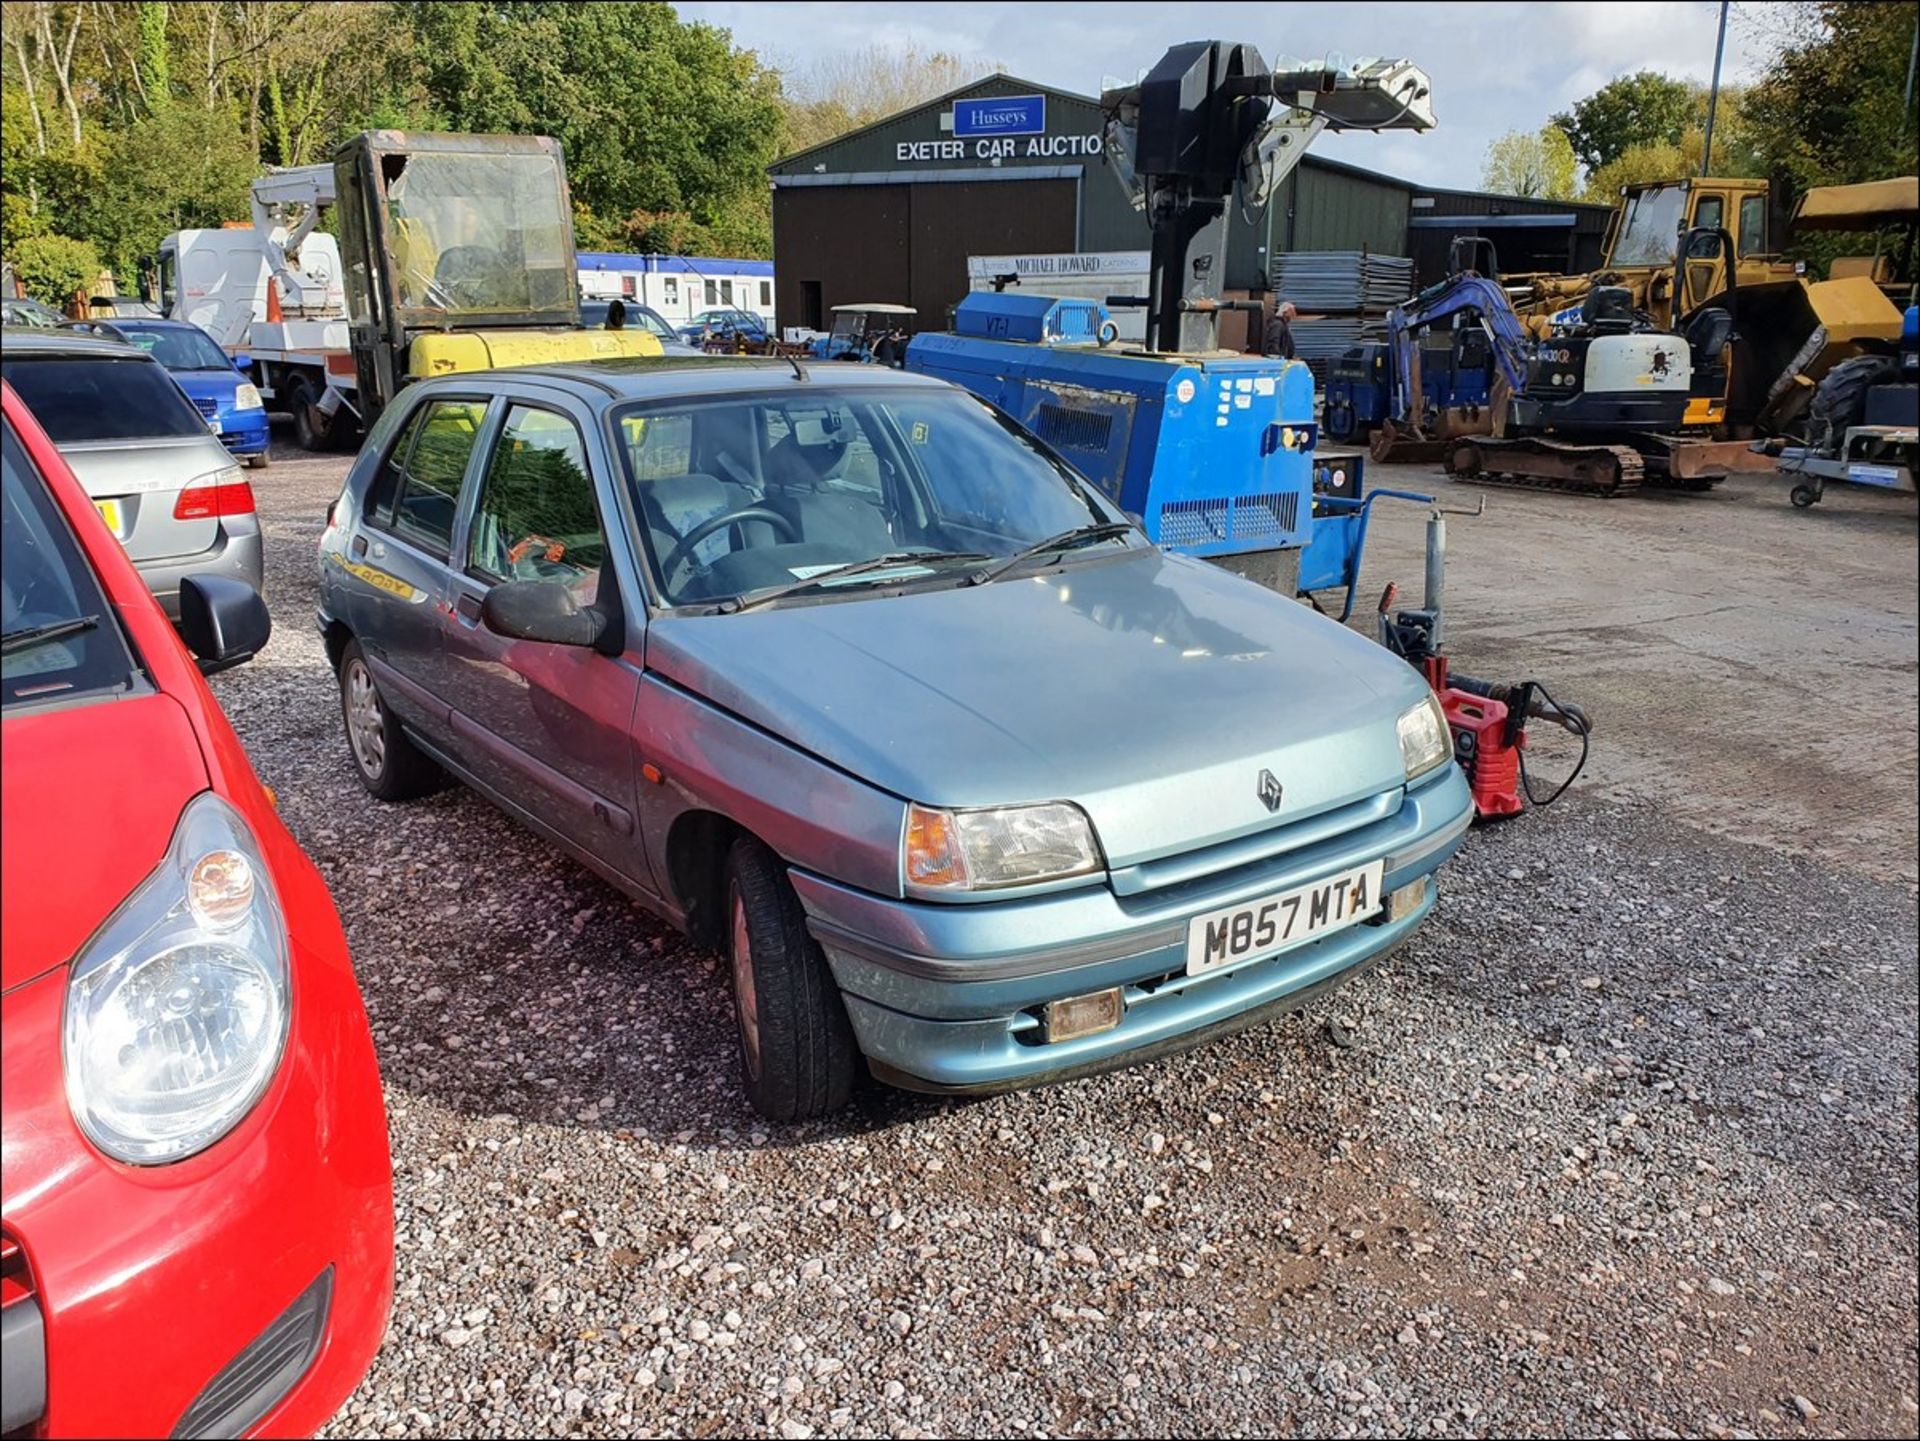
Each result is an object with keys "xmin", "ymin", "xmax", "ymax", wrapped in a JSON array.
[
  {"xmin": 1742, "ymin": 0, "xmax": 1919, "ymax": 194},
  {"xmin": 1552, "ymin": 71, "xmax": 1696, "ymax": 173},
  {"xmin": 778, "ymin": 45, "xmax": 997, "ymax": 155},
  {"xmin": 12, "ymin": 231, "xmax": 100, "ymax": 305},
  {"xmin": 1481, "ymin": 125, "xmax": 1579, "ymax": 199},
  {"xmin": 81, "ymin": 103, "xmax": 257, "ymax": 278}
]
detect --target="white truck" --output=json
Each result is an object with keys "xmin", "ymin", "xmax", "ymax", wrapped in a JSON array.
[{"xmin": 156, "ymin": 165, "xmax": 358, "ymax": 449}]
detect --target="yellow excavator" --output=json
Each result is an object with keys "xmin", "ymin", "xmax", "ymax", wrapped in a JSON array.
[
  {"xmin": 1503, "ymin": 174, "xmax": 1913, "ymax": 441},
  {"xmin": 332, "ymin": 130, "xmax": 665, "ymax": 427}
]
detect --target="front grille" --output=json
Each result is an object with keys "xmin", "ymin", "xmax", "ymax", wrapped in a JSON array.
[
  {"xmin": 191, "ymin": 396, "xmax": 219, "ymax": 421},
  {"xmin": 1, "ymin": 1229, "xmax": 46, "ymax": 1437},
  {"xmin": 172, "ymin": 1268, "xmax": 333, "ymax": 1440}
]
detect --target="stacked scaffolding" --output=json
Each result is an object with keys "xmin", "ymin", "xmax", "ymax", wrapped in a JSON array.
[{"xmin": 1270, "ymin": 251, "xmax": 1413, "ymax": 386}]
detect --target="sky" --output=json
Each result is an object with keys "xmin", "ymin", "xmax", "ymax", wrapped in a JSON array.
[{"xmin": 675, "ymin": 0, "xmax": 1781, "ymax": 190}]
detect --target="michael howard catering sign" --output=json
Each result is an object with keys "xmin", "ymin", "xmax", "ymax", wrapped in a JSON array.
[{"xmin": 953, "ymin": 95, "xmax": 1046, "ymax": 138}]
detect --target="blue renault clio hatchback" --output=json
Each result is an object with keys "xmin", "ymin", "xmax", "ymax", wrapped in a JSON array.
[
  {"xmin": 317, "ymin": 358, "xmax": 1472, "ymax": 1120},
  {"xmin": 103, "ymin": 318, "xmax": 271, "ymax": 468}
]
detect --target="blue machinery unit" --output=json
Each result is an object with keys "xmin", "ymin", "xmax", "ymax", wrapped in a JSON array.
[
  {"xmin": 905, "ymin": 42, "xmax": 1437, "ymax": 609},
  {"xmin": 910, "ymin": 294, "xmax": 1319, "ymax": 557}
]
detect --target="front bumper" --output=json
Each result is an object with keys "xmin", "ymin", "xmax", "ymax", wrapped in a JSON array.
[
  {"xmin": 795, "ymin": 764, "xmax": 1472, "ymax": 1093},
  {"xmin": 217, "ymin": 410, "xmax": 271, "ymax": 458},
  {"xmin": 140, "ymin": 517, "xmax": 265, "ymax": 619},
  {"xmin": 0, "ymin": 892, "xmax": 392, "ymax": 1437}
]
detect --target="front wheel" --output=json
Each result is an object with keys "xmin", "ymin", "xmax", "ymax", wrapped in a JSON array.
[
  {"xmin": 1790, "ymin": 483, "xmax": 1820, "ymax": 509},
  {"xmin": 724, "ymin": 837, "xmax": 858, "ymax": 1121}
]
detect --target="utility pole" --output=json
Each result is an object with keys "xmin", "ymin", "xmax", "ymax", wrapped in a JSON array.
[{"xmin": 1701, "ymin": 0, "xmax": 1730, "ymax": 176}]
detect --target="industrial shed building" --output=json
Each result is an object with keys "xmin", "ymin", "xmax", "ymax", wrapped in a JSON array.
[{"xmin": 767, "ymin": 74, "xmax": 1608, "ymax": 330}]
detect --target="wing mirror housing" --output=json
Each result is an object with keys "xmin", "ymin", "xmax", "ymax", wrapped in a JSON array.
[
  {"xmin": 179, "ymin": 574, "xmax": 271, "ymax": 673},
  {"xmin": 480, "ymin": 580, "xmax": 613, "ymax": 650},
  {"xmin": 232, "ymin": 352, "xmax": 252, "ymax": 372}
]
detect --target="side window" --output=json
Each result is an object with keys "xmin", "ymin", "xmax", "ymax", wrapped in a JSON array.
[
  {"xmin": 759, "ymin": 281, "xmax": 772, "ymax": 309},
  {"xmin": 468, "ymin": 406, "xmax": 605, "ymax": 597},
  {"xmin": 664, "ymin": 277, "xmax": 679, "ymax": 305},
  {"xmin": 704, "ymin": 280, "xmax": 718, "ymax": 306},
  {"xmin": 1738, "ymin": 194, "xmax": 1767, "ymax": 256},
  {"xmin": 368, "ymin": 400, "xmax": 485, "ymax": 559},
  {"xmin": 1687, "ymin": 195, "xmax": 1725, "ymax": 257},
  {"xmin": 719, "ymin": 279, "xmax": 734, "ymax": 304}
]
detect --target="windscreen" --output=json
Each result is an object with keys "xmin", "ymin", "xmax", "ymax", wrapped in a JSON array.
[
  {"xmin": 1, "ymin": 356, "xmax": 210, "ymax": 443},
  {"xmin": 2, "ymin": 423, "xmax": 138, "ymax": 706},
  {"xmin": 383, "ymin": 150, "xmax": 576, "ymax": 318},
  {"xmin": 115, "ymin": 324, "xmax": 232, "ymax": 371},
  {"xmin": 1612, "ymin": 185, "xmax": 1688, "ymax": 267},
  {"xmin": 613, "ymin": 386, "xmax": 1120, "ymax": 609}
]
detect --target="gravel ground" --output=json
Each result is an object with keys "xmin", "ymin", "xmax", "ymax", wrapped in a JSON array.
[{"xmin": 217, "ymin": 446, "xmax": 1917, "ymax": 1439}]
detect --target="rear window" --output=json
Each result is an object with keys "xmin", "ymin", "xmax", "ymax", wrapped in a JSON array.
[
  {"xmin": 1, "ymin": 355, "xmax": 210, "ymax": 443},
  {"xmin": 2, "ymin": 421, "xmax": 140, "ymax": 707}
]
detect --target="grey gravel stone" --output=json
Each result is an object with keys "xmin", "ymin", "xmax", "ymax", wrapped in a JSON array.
[{"xmin": 225, "ymin": 448, "xmax": 1917, "ymax": 1440}]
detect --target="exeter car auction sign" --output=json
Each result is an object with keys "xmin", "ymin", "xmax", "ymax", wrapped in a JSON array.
[{"xmin": 892, "ymin": 92, "xmax": 1102, "ymax": 164}]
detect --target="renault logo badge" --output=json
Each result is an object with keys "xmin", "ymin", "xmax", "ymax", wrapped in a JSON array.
[{"xmin": 1257, "ymin": 769, "xmax": 1284, "ymax": 812}]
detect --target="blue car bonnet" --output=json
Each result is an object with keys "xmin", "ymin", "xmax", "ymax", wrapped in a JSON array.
[{"xmin": 645, "ymin": 548, "xmax": 1429, "ymax": 868}]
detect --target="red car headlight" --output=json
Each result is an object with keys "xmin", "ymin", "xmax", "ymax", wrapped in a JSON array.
[{"xmin": 63, "ymin": 792, "xmax": 291, "ymax": 1165}]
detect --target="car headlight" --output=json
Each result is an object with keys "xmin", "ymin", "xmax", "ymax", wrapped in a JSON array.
[
  {"xmin": 904, "ymin": 802, "xmax": 1103, "ymax": 891},
  {"xmin": 64, "ymin": 791, "xmax": 291, "ymax": 1164},
  {"xmin": 234, "ymin": 383, "xmax": 264, "ymax": 410},
  {"xmin": 1397, "ymin": 693, "xmax": 1453, "ymax": 782}
]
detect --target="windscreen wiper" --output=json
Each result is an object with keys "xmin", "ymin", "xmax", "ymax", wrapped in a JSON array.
[
  {"xmin": 723, "ymin": 550, "xmax": 990, "ymax": 614},
  {"xmin": 1, "ymin": 615, "xmax": 101, "ymax": 655},
  {"xmin": 966, "ymin": 522, "xmax": 1136, "ymax": 586}
]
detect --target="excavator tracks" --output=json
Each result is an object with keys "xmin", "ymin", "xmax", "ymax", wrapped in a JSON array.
[{"xmin": 1444, "ymin": 437, "xmax": 1646, "ymax": 498}]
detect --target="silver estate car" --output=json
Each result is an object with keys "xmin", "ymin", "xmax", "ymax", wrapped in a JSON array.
[
  {"xmin": 318, "ymin": 359, "xmax": 1473, "ymax": 1120},
  {"xmin": 2, "ymin": 331, "xmax": 263, "ymax": 618}
]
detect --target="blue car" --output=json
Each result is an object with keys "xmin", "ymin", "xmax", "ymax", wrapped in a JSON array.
[
  {"xmin": 98, "ymin": 318, "xmax": 271, "ymax": 468},
  {"xmin": 316, "ymin": 359, "xmax": 1472, "ymax": 1121}
]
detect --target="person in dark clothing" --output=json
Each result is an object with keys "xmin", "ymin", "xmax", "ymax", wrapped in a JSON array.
[
  {"xmin": 604, "ymin": 297, "xmax": 627, "ymax": 331},
  {"xmin": 1264, "ymin": 300, "xmax": 1297, "ymax": 359}
]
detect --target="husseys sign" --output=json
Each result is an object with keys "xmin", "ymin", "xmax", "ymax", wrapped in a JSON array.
[{"xmin": 893, "ymin": 93, "xmax": 1101, "ymax": 164}]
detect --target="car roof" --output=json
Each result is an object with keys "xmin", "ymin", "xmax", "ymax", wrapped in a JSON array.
[
  {"xmin": 0, "ymin": 330, "xmax": 156, "ymax": 359},
  {"xmin": 101, "ymin": 315, "xmax": 192, "ymax": 330},
  {"xmin": 433, "ymin": 355, "xmax": 952, "ymax": 403},
  {"xmin": 831, "ymin": 303, "xmax": 917, "ymax": 314}
]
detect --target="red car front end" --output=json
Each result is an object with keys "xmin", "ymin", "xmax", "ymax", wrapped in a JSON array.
[{"xmin": 1, "ymin": 382, "xmax": 392, "ymax": 1438}]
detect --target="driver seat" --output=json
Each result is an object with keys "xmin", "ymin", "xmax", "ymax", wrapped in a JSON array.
[{"xmin": 640, "ymin": 471, "xmax": 772, "ymax": 571}]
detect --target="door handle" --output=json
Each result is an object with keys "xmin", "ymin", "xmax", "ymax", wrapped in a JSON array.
[
  {"xmin": 350, "ymin": 534, "xmax": 368, "ymax": 558},
  {"xmin": 455, "ymin": 592, "xmax": 484, "ymax": 622}
]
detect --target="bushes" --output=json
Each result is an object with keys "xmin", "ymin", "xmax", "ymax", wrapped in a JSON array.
[{"xmin": 11, "ymin": 233, "xmax": 101, "ymax": 307}]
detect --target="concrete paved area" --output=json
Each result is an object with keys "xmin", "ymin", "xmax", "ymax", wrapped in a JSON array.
[{"xmin": 1348, "ymin": 465, "xmax": 1919, "ymax": 885}]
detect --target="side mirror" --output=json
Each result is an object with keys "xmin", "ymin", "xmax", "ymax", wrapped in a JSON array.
[
  {"xmin": 232, "ymin": 352, "xmax": 252, "ymax": 372},
  {"xmin": 480, "ymin": 580, "xmax": 608, "ymax": 649},
  {"xmin": 179, "ymin": 574, "xmax": 271, "ymax": 673}
]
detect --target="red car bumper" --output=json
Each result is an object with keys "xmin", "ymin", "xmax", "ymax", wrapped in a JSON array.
[{"xmin": 0, "ymin": 854, "xmax": 392, "ymax": 1439}]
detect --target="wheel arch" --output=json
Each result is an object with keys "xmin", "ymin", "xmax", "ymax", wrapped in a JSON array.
[{"xmin": 666, "ymin": 808, "xmax": 752, "ymax": 949}]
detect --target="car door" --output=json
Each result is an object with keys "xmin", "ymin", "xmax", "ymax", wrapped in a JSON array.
[
  {"xmin": 339, "ymin": 393, "xmax": 490, "ymax": 730},
  {"xmin": 440, "ymin": 396, "xmax": 654, "ymax": 894}
]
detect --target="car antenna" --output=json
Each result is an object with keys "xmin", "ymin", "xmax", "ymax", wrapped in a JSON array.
[{"xmin": 787, "ymin": 353, "xmax": 810, "ymax": 382}]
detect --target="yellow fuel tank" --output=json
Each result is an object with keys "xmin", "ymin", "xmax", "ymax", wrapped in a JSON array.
[{"xmin": 408, "ymin": 327, "xmax": 664, "ymax": 379}]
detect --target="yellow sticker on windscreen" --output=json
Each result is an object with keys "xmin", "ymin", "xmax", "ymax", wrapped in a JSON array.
[{"xmin": 911, "ymin": 421, "xmax": 929, "ymax": 444}]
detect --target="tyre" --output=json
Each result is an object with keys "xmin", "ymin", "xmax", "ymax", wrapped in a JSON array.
[
  {"xmin": 288, "ymin": 375, "xmax": 338, "ymax": 453},
  {"xmin": 338, "ymin": 640, "xmax": 442, "ymax": 801},
  {"xmin": 1808, "ymin": 354, "xmax": 1898, "ymax": 450},
  {"xmin": 246, "ymin": 451, "xmax": 270, "ymax": 470},
  {"xmin": 1790, "ymin": 483, "xmax": 1820, "ymax": 509},
  {"xmin": 723, "ymin": 836, "xmax": 858, "ymax": 1121}
]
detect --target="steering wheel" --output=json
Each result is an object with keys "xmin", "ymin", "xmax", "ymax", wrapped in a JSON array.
[{"xmin": 659, "ymin": 506, "xmax": 798, "ymax": 588}]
